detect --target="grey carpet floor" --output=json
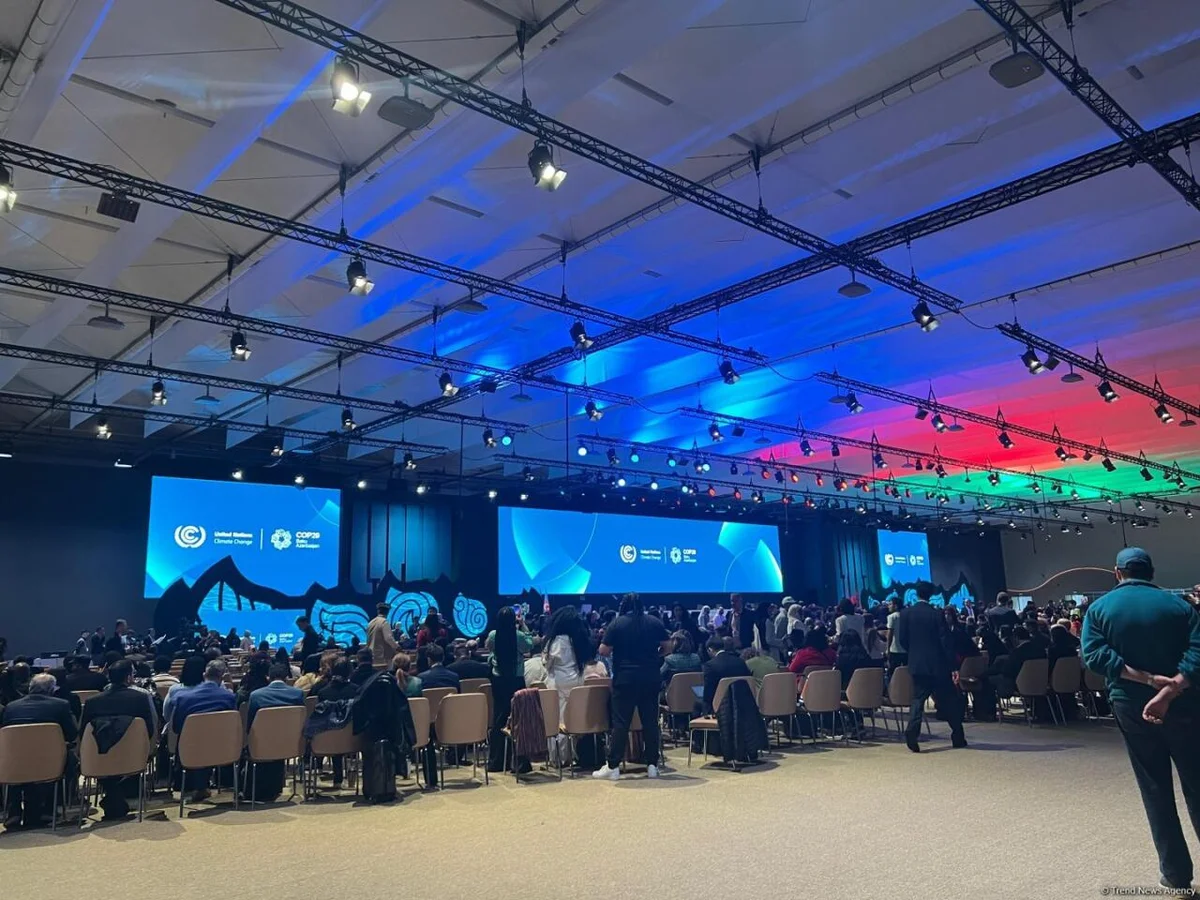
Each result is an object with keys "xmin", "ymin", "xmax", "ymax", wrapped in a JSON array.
[{"xmin": 2, "ymin": 718, "xmax": 1195, "ymax": 900}]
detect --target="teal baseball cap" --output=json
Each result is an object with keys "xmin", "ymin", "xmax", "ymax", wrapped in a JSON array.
[{"xmin": 1116, "ymin": 547, "xmax": 1152, "ymax": 569}]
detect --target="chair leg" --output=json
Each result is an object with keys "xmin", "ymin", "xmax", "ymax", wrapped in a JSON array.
[
  {"xmin": 233, "ymin": 762, "xmax": 239, "ymax": 810},
  {"xmin": 686, "ymin": 730, "xmax": 693, "ymax": 767},
  {"xmin": 251, "ymin": 762, "xmax": 257, "ymax": 809},
  {"xmin": 179, "ymin": 768, "xmax": 186, "ymax": 818},
  {"xmin": 51, "ymin": 779, "xmax": 58, "ymax": 831},
  {"xmin": 138, "ymin": 772, "xmax": 145, "ymax": 823}
]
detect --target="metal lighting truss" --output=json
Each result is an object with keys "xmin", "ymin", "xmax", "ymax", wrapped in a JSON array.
[
  {"xmin": 213, "ymin": 0, "xmax": 964, "ymax": 314},
  {"xmin": 0, "ymin": 341, "xmax": 526, "ymax": 433},
  {"xmin": 571, "ymin": 432, "xmax": 1130, "ymax": 523},
  {"xmin": 0, "ymin": 391, "xmax": 446, "ymax": 456},
  {"xmin": 0, "ymin": 141, "xmax": 756, "ymax": 365},
  {"xmin": 0, "ymin": 266, "xmax": 634, "ymax": 409},
  {"xmin": 998, "ymin": 322, "xmax": 1200, "ymax": 422},
  {"xmin": 973, "ymin": 0, "xmax": 1200, "ymax": 210},
  {"xmin": 815, "ymin": 372, "xmax": 1200, "ymax": 482}
]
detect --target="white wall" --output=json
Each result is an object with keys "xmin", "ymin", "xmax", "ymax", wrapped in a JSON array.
[{"xmin": 1001, "ymin": 515, "xmax": 1200, "ymax": 595}]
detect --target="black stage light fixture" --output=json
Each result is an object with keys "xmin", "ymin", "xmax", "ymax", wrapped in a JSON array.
[
  {"xmin": 478, "ymin": 377, "xmax": 498, "ymax": 394},
  {"xmin": 1020, "ymin": 347, "xmax": 1045, "ymax": 374},
  {"xmin": 837, "ymin": 271, "xmax": 870, "ymax": 298},
  {"xmin": 873, "ymin": 451, "xmax": 887, "ymax": 469},
  {"xmin": 729, "ymin": 463, "xmax": 738, "ymax": 476},
  {"xmin": 718, "ymin": 359, "xmax": 740, "ymax": 385},
  {"xmin": 708, "ymin": 421, "xmax": 723, "ymax": 442},
  {"xmin": 799, "ymin": 438, "xmax": 814, "ymax": 457},
  {"xmin": 403, "ymin": 451, "xmax": 417, "ymax": 471},
  {"xmin": 569, "ymin": 320, "xmax": 593, "ymax": 352},
  {"xmin": 628, "ymin": 449, "xmax": 640, "ymax": 463},
  {"xmin": 931, "ymin": 413, "xmax": 947, "ymax": 433},
  {"xmin": 707, "ymin": 485, "xmax": 717, "ymax": 498},
  {"xmin": 1101, "ymin": 457, "xmax": 1116, "ymax": 472},
  {"xmin": 585, "ymin": 399, "xmax": 602, "ymax": 421},
  {"xmin": 97, "ymin": 191, "xmax": 140, "ymax": 223},
  {"xmin": 87, "ymin": 302, "xmax": 125, "ymax": 331},
  {"xmin": 331, "ymin": 56, "xmax": 371, "ymax": 116},
  {"xmin": 829, "ymin": 442, "xmax": 840, "ymax": 458},
  {"xmin": 438, "ymin": 371, "xmax": 458, "ymax": 398},
  {"xmin": 229, "ymin": 330, "xmax": 251, "ymax": 361},
  {"xmin": 730, "ymin": 425, "xmax": 745, "ymax": 438},
  {"xmin": 666, "ymin": 453, "xmax": 677, "ymax": 468},
  {"xmin": 482, "ymin": 427, "xmax": 496, "ymax": 448},
  {"xmin": 528, "ymin": 141, "xmax": 567, "ymax": 191},
  {"xmin": 346, "ymin": 258, "xmax": 374, "ymax": 296},
  {"xmin": 732, "ymin": 488, "xmax": 742, "ymax": 501},
  {"xmin": 150, "ymin": 379, "xmax": 167, "ymax": 406},
  {"xmin": 341, "ymin": 407, "xmax": 356, "ymax": 432},
  {"xmin": 0, "ymin": 162, "xmax": 16, "ymax": 213},
  {"xmin": 96, "ymin": 417, "xmax": 111, "ymax": 440},
  {"xmin": 1042, "ymin": 353, "xmax": 1061, "ymax": 371},
  {"xmin": 576, "ymin": 442, "xmax": 588, "ymax": 458},
  {"xmin": 607, "ymin": 448, "xmax": 619, "ymax": 466},
  {"xmin": 997, "ymin": 430, "xmax": 1014, "ymax": 449},
  {"xmin": 1140, "ymin": 466, "xmax": 1154, "ymax": 481},
  {"xmin": 1097, "ymin": 380, "xmax": 1119, "ymax": 403},
  {"xmin": 911, "ymin": 301, "xmax": 939, "ymax": 332},
  {"xmin": 914, "ymin": 406, "xmax": 929, "ymax": 420},
  {"xmin": 271, "ymin": 442, "xmax": 284, "ymax": 458},
  {"xmin": 1061, "ymin": 364, "xmax": 1084, "ymax": 384},
  {"xmin": 987, "ymin": 471, "xmax": 1000, "ymax": 487},
  {"xmin": 1154, "ymin": 402, "xmax": 1175, "ymax": 425},
  {"xmin": 845, "ymin": 392, "xmax": 864, "ymax": 414},
  {"xmin": 1055, "ymin": 445, "xmax": 1069, "ymax": 462}
]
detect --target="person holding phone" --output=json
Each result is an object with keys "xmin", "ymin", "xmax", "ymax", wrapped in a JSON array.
[{"xmin": 486, "ymin": 607, "xmax": 533, "ymax": 772}]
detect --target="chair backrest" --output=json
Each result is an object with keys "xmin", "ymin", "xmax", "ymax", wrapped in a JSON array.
[
  {"xmin": 886, "ymin": 666, "xmax": 914, "ymax": 705},
  {"xmin": 757, "ymin": 671, "xmax": 800, "ymax": 716},
  {"xmin": 248, "ymin": 705, "xmax": 307, "ymax": 762},
  {"xmin": 1050, "ymin": 655, "xmax": 1082, "ymax": 694},
  {"xmin": 156, "ymin": 682, "xmax": 172, "ymax": 700},
  {"xmin": 434, "ymin": 693, "xmax": 488, "ymax": 745},
  {"xmin": 528, "ymin": 682, "xmax": 547, "ymax": 690},
  {"xmin": 712, "ymin": 676, "xmax": 757, "ymax": 712},
  {"xmin": 1015, "ymin": 658, "xmax": 1050, "ymax": 696},
  {"xmin": 801, "ymin": 665, "xmax": 832, "ymax": 677},
  {"xmin": 538, "ymin": 688, "xmax": 559, "ymax": 739},
  {"xmin": 958, "ymin": 655, "xmax": 988, "ymax": 680},
  {"xmin": 583, "ymin": 675, "xmax": 611, "ymax": 686},
  {"xmin": 0, "ymin": 723, "xmax": 67, "ymax": 785},
  {"xmin": 845, "ymin": 667, "xmax": 885, "ymax": 710},
  {"xmin": 1083, "ymin": 667, "xmax": 1107, "ymax": 693},
  {"xmin": 408, "ymin": 697, "xmax": 430, "ymax": 750},
  {"xmin": 178, "ymin": 710, "xmax": 243, "ymax": 769},
  {"xmin": 477, "ymin": 681, "xmax": 493, "ymax": 725},
  {"xmin": 304, "ymin": 696, "xmax": 318, "ymax": 717},
  {"xmin": 665, "ymin": 671, "xmax": 704, "ymax": 713},
  {"xmin": 562, "ymin": 684, "xmax": 611, "ymax": 735},
  {"xmin": 309, "ymin": 722, "xmax": 362, "ymax": 757},
  {"xmin": 422, "ymin": 687, "xmax": 457, "ymax": 722},
  {"xmin": 80, "ymin": 722, "xmax": 151, "ymax": 779},
  {"xmin": 73, "ymin": 690, "xmax": 101, "ymax": 707},
  {"xmin": 799, "ymin": 669, "xmax": 842, "ymax": 713},
  {"xmin": 459, "ymin": 678, "xmax": 488, "ymax": 694}
]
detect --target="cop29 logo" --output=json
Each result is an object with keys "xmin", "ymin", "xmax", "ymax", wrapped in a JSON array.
[
  {"xmin": 174, "ymin": 524, "xmax": 207, "ymax": 549},
  {"xmin": 270, "ymin": 529, "xmax": 293, "ymax": 550}
]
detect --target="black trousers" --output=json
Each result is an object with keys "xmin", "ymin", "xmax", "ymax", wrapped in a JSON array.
[
  {"xmin": 607, "ymin": 678, "xmax": 661, "ymax": 769},
  {"xmin": 1113, "ymin": 694, "xmax": 1200, "ymax": 889},
  {"xmin": 487, "ymin": 675, "xmax": 525, "ymax": 770},
  {"xmin": 906, "ymin": 673, "xmax": 964, "ymax": 743}
]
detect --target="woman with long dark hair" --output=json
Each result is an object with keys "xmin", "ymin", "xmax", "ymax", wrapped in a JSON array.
[
  {"xmin": 485, "ymin": 606, "xmax": 533, "ymax": 771},
  {"xmin": 162, "ymin": 654, "xmax": 205, "ymax": 725},
  {"xmin": 416, "ymin": 610, "xmax": 446, "ymax": 648},
  {"xmin": 543, "ymin": 606, "xmax": 592, "ymax": 763},
  {"xmin": 594, "ymin": 593, "xmax": 670, "ymax": 781}
]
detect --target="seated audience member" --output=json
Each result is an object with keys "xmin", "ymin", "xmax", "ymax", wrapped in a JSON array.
[
  {"xmin": 150, "ymin": 656, "xmax": 180, "ymax": 691},
  {"xmin": 315, "ymin": 658, "xmax": 360, "ymax": 788},
  {"xmin": 2, "ymin": 660, "xmax": 31, "ymax": 704},
  {"xmin": 163, "ymin": 655, "xmax": 205, "ymax": 727},
  {"xmin": 835, "ymin": 631, "xmax": 880, "ymax": 688},
  {"xmin": 787, "ymin": 629, "xmax": 838, "ymax": 676},
  {"xmin": 418, "ymin": 643, "xmax": 461, "ymax": 690},
  {"xmin": 660, "ymin": 630, "xmax": 702, "ymax": 686},
  {"xmin": 391, "ymin": 652, "xmax": 423, "ymax": 698},
  {"xmin": 247, "ymin": 663, "xmax": 305, "ymax": 729},
  {"xmin": 257, "ymin": 640, "xmax": 271, "ymax": 654},
  {"xmin": 350, "ymin": 648, "xmax": 376, "ymax": 686},
  {"xmin": 416, "ymin": 610, "xmax": 447, "ymax": 648},
  {"xmin": 64, "ymin": 655, "xmax": 107, "ymax": 693},
  {"xmin": 834, "ymin": 598, "xmax": 866, "ymax": 645},
  {"xmin": 524, "ymin": 636, "xmax": 548, "ymax": 686},
  {"xmin": 1048, "ymin": 623, "xmax": 1081, "ymax": 668},
  {"xmin": 992, "ymin": 626, "xmax": 1046, "ymax": 696},
  {"xmin": 977, "ymin": 623, "xmax": 1006, "ymax": 660},
  {"xmin": 79, "ymin": 660, "xmax": 157, "ymax": 820},
  {"xmin": 944, "ymin": 607, "xmax": 980, "ymax": 666},
  {"xmin": 293, "ymin": 653, "xmax": 323, "ymax": 694},
  {"xmin": 2, "ymin": 673, "xmax": 77, "ymax": 829},
  {"xmin": 446, "ymin": 641, "xmax": 491, "ymax": 680},
  {"xmin": 307, "ymin": 650, "xmax": 342, "ymax": 696},
  {"xmin": 702, "ymin": 636, "xmax": 751, "ymax": 713},
  {"xmin": 235, "ymin": 654, "xmax": 272, "ymax": 706},
  {"xmin": 742, "ymin": 645, "xmax": 781, "ymax": 686},
  {"xmin": 864, "ymin": 616, "xmax": 888, "ymax": 661},
  {"xmin": 172, "ymin": 660, "xmax": 237, "ymax": 803},
  {"xmin": 239, "ymin": 631, "xmax": 255, "ymax": 652}
]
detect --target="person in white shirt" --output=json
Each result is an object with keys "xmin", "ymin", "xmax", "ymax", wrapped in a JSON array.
[
  {"xmin": 543, "ymin": 606, "xmax": 592, "ymax": 763},
  {"xmin": 886, "ymin": 597, "xmax": 907, "ymax": 669},
  {"xmin": 239, "ymin": 631, "xmax": 255, "ymax": 652},
  {"xmin": 524, "ymin": 637, "xmax": 549, "ymax": 686},
  {"xmin": 834, "ymin": 599, "xmax": 866, "ymax": 645}
]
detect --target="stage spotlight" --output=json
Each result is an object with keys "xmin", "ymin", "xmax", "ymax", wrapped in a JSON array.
[
  {"xmin": 706, "ymin": 484, "xmax": 717, "ymax": 498},
  {"xmin": 607, "ymin": 448, "xmax": 619, "ymax": 466},
  {"xmin": 911, "ymin": 301, "xmax": 939, "ymax": 332},
  {"xmin": 935, "ymin": 464, "xmax": 947, "ymax": 479},
  {"xmin": 1135, "ymin": 499, "xmax": 1146, "ymax": 512},
  {"xmin": 519, "ymin": 492, "xmax": 529, "ymax": 502},
  {"xmin": 997, "ymin": 431, "xmax": 1014, "ymax": 449},
  {"xmin": 528, "ymin": 141, "xmax": 567, "ymax": 190},
  {"xmin": 649, "ymin": 478, "xmax": 659, "ymax": 491},
  {"xmin": 708, "ymin": 421, "xmax": 723, "ymax": 442},
  {"xmin": 271, "ymin": 443, "xmax": 284, "ymax": 458},
  {"xmin": 483, "ymin": 427, "xmax": 497, "ymax": 448},
  {"xmin": 294, "ymin": 473, "xmax": 305, "ymax": 486},
  {"xmin": 774, "ymin": 470, "xmax": 785, "ymax": 484},
  {"xmin": 96, "ymin": 418, "xmax": 111, "ymax": 440},
  {"xmin": 97, "ymin": 191, "xmax": 140, "ymax": 223},
  {"xmin": 232, "ymin": 468, "xmax": 244, "ymax": 480},
  {"xmin": 1155, "ymin": 402, "xmax": 1175, "ymax": 424},
  {"xmin": 403, "ymin": 452, "xmax": 417, "ymax": 471},
  {"xmin": 694, "ymin": 459, "xmax": 704, "ymax": 475},
  {"xmin": 914, "ymin": 406, "xmax": 929, "ymax": 421},
  {"xmin": 800, "ymin": 438, "xmax": 814, "ymax": 457},
  {"xmin": 585, "ymin": 400, "xmax": 602, "ymax": 421},
  {"xmin": 666, "ymin": 453, "xmax": 677, "ymax": 468},
  {"xmin": 830, "ymin": 442, "xmax": 841, "ymax": 458},
  {"xmin": 760, "ymin": 466, "xmax": 770, "ymax": 479},
  {"xmin": 576, "ymin": 442, "xmax": 588, "ymax": 457},
  {"xmin": 732, "ymin": 425, "xmax": 746, "ymax": 438},
  {"xmin": 718, "ymin": 359, "xmax": 740, "ymax": 385},
  {"xmin": 1140, "ymin": 466, "xmax": 1154, "ymax": 481},
  {"xmin": 438, "ymin": 371, "xmax": 459, "ymax": 398},
  {"xmin": 873, "ymin": 451, "xmax": 887, "ymax": 469},
  {"xmin": 931, "ymin": 413, "xmax": 947, "ymax": 433},
  {"xmin": 500, "ymin": 431, "xmax": 514, "ymax": 447},
  {"xmin": 87, "ymin": 303, "xmax": 125, "ymax": 331},
  {"xmin": 1020, "ymin": 347, "xmax": 1045, "ymax": 374},
  {"xmin": 727, "ymin": 462, "xmax": 738, "ymax": 476},
  {"xmin": 356, "ymin": 479, "xmax": 368, "ymax": 490},
  {"xmin": 752, "ymin": 491, "xmax": 763, "ymax": 504},
  {"xmin": 617, "ymin": 475, "xmax": 627, "ymax": 488},
  {"xmin": 733, "ymin": 488, "xmax": 743, "ymax": 501},
  {"xmin": 487, "ymin": 489, "xmax": 498, "ymax": 500},
  {"xmin": 834, "ymin": 477, "xmax": 848, "ymax": 492},
  {"xmin": 987, "ymin": 471, "xmax": 1000, "ymax": 486},
  {"xmin": 701, "ymin": 459, "xmax": 711, "ymax": 473},
  {"xmin": 1070, "ymin": 488, "xmax": 1079, "ymax": 500},
  {"xmin": 1107, "ymin": 513, "xmax": 1116, "ymax": 525},
  {"xmin": 837, "ymin": 272, "xmax": 870, "ymax": 298},
  {"xmin": 1097, "ymin": 380, "xmax": 1119, "ymax": 402},
  {"xmin": 680, "ymin": 483, "xmax": 691, "ymax": 495},
  {"xmin": 628, "ymin": 449, "xmax": 639, "ymax": 463},
  {"xmin": 415, "ymin": 483, "xmax": 428, "ymax": 495},
  {"xmin": 1101, "ymin": 457, "xmax": 1116, "ymax": 472},
  {"xmin": 845, "ymin": 392, "xmax": 864, "ymax": 414},
  {"xmin": 569, "ymin": 321, "xmax": 593, "ymax": 352},
  {"xmin": 1031, "ymin": 481, "xmax": 1041, "ymax": 493},
  {"xmin": 523, "ymin": 466, "xmax": 535, "ymax": 482},
  {"xmin": 478, "ymin": 378, "xmax": 498, "ymax": 394},
  {"xmin": 1187, "ymin": 509, "xmax": 1195, "ymax": 519},
  {"xmin": 331, "ymin": 56, "xmax": 371, "ymax": 116},
  {"xmin": 230, "ymin": 331, "xmax": 251, "ymax": 361},
  {"xmin": 789, "ymin": 471, "xmax": 800, "ymax": 484},
  {"xmin": 815, "ymin": 476, "xmax": 824, "ymax": 488},
  {"xmin": 150, "ymin": 379, "xmax": 167, "ymax": 406},
  {"xmin": 341, "ymin": 407, "xmax": 356, "ymax": 432},
  {"xmin": 1060, "ymin": 524, "xmax": 1070, "ymax": 534},
  {"xmin": 0, "ymin": 163, "xmax": 16, "ymax": 213},
  {"xmin": 346, "ymin": 258, "xmax": 374, "ymax": 296}
]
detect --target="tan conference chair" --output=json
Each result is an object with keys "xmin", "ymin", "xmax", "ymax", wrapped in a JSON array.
[
  {"xmin": 757, "ymin": 672, "xmax": 800, "ymax": 746},
  {"xmin": 422, "ymin": 687, "xmax": 457, "ymax": 723},
  {"xmin": 458, "ymin": 678, "xmax": 489, "ymax": 694},
  {"xmin": 1013, "ymin": 658, "xmax": 1050, "ymax": 727},
  {"xmin": 561, "ymin": 684, "xmax": 611, "ymax": 776},
  {"xmin": 79, "ymin": 722, "xmax": 153, "ymax": 824},
  {"xmin": 72, "ymin": 690, "xmax": 101, "ymax": 708},
  {"xmin": 1081, "ymin": 667, "xmax": 1109, "ymax": 719},
  {"xmin": 687, "ymin": 676, "xmax": 757, "ymax": 766},
  {"xmin": 842, "ymin": 666, "xmax": 885, "ymax": 740},
  {"xmin": 177, "ymin": 710, "xmax": 243, "ymax": 817},
  {"xmin": 0, "ymin": 723, "xmax": 68, "ymax": 830},
  {"xmin": 435, "ymin": 693, "xmax": 489, "ymax": 787},
  {"xmin": 247, "ymin": 705, "xmax": 307, "ymax": 806},
  {"xmin": 408, "ymin": 697, "xmax": 432, "ymax": 789},
  {"xmin": 799, "ymin": 669, "xmax": 845, "ymax": 744},
  {"xmin": 663, "ymin": 671, "xmax": 704, "ymax": 744},
  {"xmin": 1048, "ymin": 656, "xmax": 1082, "ymax": 725},
  {"xmin": 881, "ymin": 666, "xmax": 930, "ymax": 738}
]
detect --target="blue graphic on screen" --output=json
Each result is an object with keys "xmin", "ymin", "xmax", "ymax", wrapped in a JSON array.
[
  {"xmin": 145, "ymin": 477, "xmax": 341, "ymax": 598},
  {"xmin": 195, "ymin": 582, "xmax": 301, "ymax": 649},
  {"xmin": 498, "ymin": 507, "xmax": 783, "ymax": 595},
  {"xmin": 877, "ymin": 529, "xmax": 932, "ymax": 588}
]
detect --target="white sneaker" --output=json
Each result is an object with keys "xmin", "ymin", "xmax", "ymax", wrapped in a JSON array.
[
  {"xmin": 646, "ymin": 765, "xmax": 659, "ymax": 779},
  {"xmin": 591, "ymin": 764, "xmax": 620, "ymax": 781}
]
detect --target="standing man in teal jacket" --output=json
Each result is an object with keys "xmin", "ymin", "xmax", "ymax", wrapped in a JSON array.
[{"xmin": 1082, "ymin": 547, "xmax": 1200, "ymax": 894}]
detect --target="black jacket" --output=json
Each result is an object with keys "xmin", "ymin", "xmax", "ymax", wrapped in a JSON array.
[
  {"xmin": 104, "ymin": 634, "xmax": 127, "ymax": 657},
  {"xmin": 352, "ymin": 671, "xmax": 415, "ymax": 753},
  {"xmin": 447, "ymin": 658, "xmax": 492, "ymax": 680},
  {"xmin": 716, "ymin": 679, "xmax": 769, "ymax": 764},
  {"xmin": 81, "ymin": 686, "xmax": 156, "ymax": 748},
  {"xmin": 1, "ymin": 693, "xmax": 78, "ymax": 741},
  {"xmin": 702, "ymin": 651, "xmax": 751, "ymax": 712},
  {"xmin": 65, "ymin": 670, "xmax": 108, "ymax": 693},
  {"xmin": 985, "ymin": 606, "xmax": 1020, "ymax": 631},
  {"xmin": 896, "ymin": 602, "xmax": 954, "ymax": 681},
  {"xmin": 300, "ymin": 628, "xmax": 322, "ymax": 660}
]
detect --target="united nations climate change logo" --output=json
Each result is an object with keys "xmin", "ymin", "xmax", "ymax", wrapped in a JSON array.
[
  {"xmin": 174, "ymin": 524, "xmax": 207, "ymax": 549},
  {"xmin": 884, "ymin": 553, "xmax": 895, "ymax": 566},
  {"xmin": 619, "ymin": 544, "xmax": 637, "ymax": 564},
  {"xmin": 270, "ymin": 528, "xmax": 293, "ymax": 550}
]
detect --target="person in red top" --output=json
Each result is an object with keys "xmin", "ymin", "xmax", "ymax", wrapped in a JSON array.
[
  {"xmin": 788, "ymin": 628, "xmax": 837, "ymax": 676},
  {"xmin": 415, "ymin": 610, "xmax": 447, "ymax": 648}
]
